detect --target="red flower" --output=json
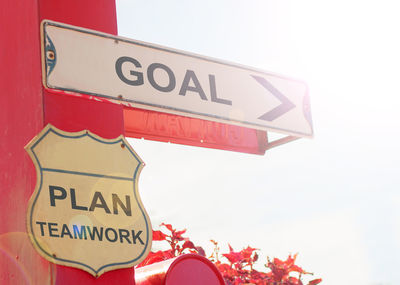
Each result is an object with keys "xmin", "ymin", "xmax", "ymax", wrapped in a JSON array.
[
  {"xmin": 182, "ymin": 240, "xmax": 196, "ymax": 250},
  {"xmin": 222, "ymin": 244, "xmax": 244, "ymax": 264},
  {"xmin": 138, "ymin": 223, "xmax": 322, "ymax": 285},
  {"xmin": 152, "ymin": 230, "xmax": 167, "ymax": 241}
]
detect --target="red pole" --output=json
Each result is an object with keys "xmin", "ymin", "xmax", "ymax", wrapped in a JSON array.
[
  {"xmin": 0, "ymin": 0, "xmax": 46, "ymax": 284},
  {"xmin": 1, "ymin": 0, "xmax": 134, "ymax": 284}
]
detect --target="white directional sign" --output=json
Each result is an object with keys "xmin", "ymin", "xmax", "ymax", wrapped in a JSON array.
[{"xmin": 41, "ymin": 21, "xmax": 313, "ymax": 137}]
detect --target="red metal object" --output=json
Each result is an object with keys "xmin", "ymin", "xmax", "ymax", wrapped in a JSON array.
[
  {"xmin": 44, "ymin": 89, "xmax": 125, "ymax": 139},
  {"xmin": 1, "ymin": 0, "xmax": 134, "ymax": 284},
  {"xmin": 124, "ymin": 107, "xmax": 267, "ymax": 155},
  {"xmin": 0, "ymin": 0, "xmax": 48, "ymax": 284},
  {"xmin": 135, "ymin": 254, "xmax": 225, "ymax": 285},
  {"xmin": 38, "ymin": 0, "xmax": 117, "ymax": 34}
]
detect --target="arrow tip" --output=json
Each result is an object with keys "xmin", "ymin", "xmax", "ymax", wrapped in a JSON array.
[{"xmin": 252, "ymin": 75, "xmax": 296, "ymax": 122}]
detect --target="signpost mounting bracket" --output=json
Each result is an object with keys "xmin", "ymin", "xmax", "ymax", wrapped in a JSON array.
[{"xmin": 265, "ymin": 135, "xmax": 301, "ymax": 151}]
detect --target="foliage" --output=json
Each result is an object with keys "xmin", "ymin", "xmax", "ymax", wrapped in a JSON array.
[{"xmin": 137, "ymin": 223, "xmax": 322, "ymax": 285}]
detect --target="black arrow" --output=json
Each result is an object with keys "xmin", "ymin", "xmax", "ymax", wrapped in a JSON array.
[{"xmin": 252, "ymin": 75, "xmax": 296, "ymax": 121}]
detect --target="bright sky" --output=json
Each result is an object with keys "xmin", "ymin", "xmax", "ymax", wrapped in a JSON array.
[{"xmin": 116, "ymin": 1, "xmax": 400, "ymax": 284}]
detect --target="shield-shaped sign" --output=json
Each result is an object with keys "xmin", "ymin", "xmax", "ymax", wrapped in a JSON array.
[{"xmin": 25, "ymin": 124, "xmax": 152, "ymax": 277}]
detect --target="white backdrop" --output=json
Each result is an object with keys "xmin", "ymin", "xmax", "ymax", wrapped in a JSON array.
[{"xmin": 117, "ymin": 1, "xmax": 400, "ymax": 284}]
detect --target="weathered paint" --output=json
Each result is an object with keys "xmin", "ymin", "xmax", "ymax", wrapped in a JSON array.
[{"xmin": 124, "ymin": 107, "xmax": 267, "ymax": 155}]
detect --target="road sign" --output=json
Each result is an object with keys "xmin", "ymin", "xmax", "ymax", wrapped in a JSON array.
[
  {"xmin": 25, "ymin": 124, "xmax": 152, "ymax": 277},
  {"xmin": 42, "ymin": 20, "xmax": 313, "ymax": 137}
]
